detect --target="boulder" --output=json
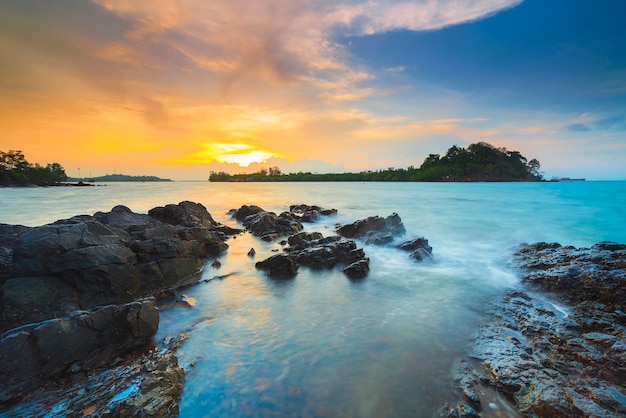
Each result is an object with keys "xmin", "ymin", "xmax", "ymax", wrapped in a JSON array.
[
  {"xmin": 0, "ymin": 297, "xmax": 159, "ymax": 402},
  {"xmin": 343, "ymin": 259, "xmax": 370, "ymax": 279},
  {"xmin": 289, "ymin": 204, "xmax": 337, "ymax": 222},
  {"xmin": 2, "ymin": 202, "xmax": 228, "ymax": 331},
  {"xmin": 255, "ymin": 254, "xmax": 298, "ymax": 278},
  {"xmin": 397, "ymin": 237, "xmax": 433, "ymax": 261},
  {"xmin": 337, "ymin": 213, "xmax": 406, "ymax": 245},
  {"xmin": 232, "ymin": 205, "xmax": 303, "ymax": 241},
  {"xmin": 148, "ymin": 200, "xmax": 218, "ymax": 227}
]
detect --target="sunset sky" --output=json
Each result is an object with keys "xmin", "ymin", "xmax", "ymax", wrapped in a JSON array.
[{"xmin": 1, "ymin": 0, "xmax": 625, "ymax": 180}]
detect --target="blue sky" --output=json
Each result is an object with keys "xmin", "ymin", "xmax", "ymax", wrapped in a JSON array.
[{"xmin": 0, "ymin": 0, "xmax": 625, "ymax": 179}]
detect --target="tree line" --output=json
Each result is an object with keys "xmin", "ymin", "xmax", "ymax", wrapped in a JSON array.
[
  {"xmin": 209, "ymin": 142, "xmax": 543, "ymax": 182},
  {"xmin": 0, "ymin": 150, "xmax": 68, "ymax": 185}
]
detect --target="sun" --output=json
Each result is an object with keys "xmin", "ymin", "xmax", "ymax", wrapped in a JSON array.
[{"xmin": 217, "ymin": 150, "xmax": 274, "ymax": 167}]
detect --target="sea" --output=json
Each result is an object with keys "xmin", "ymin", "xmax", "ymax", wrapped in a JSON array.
[{"xmin": 1, "ymin": 181, "xmax": 625, "ymax": 417}]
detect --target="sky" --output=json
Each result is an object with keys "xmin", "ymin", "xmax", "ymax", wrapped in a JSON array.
[{"xmin": 1, "ymin": 0, "xmax": 625, "ymax": 180}]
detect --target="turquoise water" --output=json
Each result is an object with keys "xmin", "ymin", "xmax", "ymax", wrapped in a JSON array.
[{"xmin": 1, "ymin": 181, "xmax": 625, "ymax": 416}]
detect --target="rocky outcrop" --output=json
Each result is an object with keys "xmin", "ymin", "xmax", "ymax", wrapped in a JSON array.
[
  {"xmin": 0, "ymin": 297, "xmax": 159, "ymax": 402},
  {"xmin": 444, "ymin": 242, "xmax": 626, "ymax": 417},
  {"xmin": 231, "ymin": 205, "xmax": 303, "ymax": 241},
  {"xmin": 397, "ymin": 237, "xmax": 433, "ymax": 261},
  {"xmin": 516, "ymin": 241, "xmax": 626, "ymax": 309},
  {"xmin": 289, "ymin": 204, "xmax": 337, "ymax": 223},
  {"xmin": 256, "ymin": 232, "xmax": 370, "ymax": 279},
  {"xmin": 2, "ymin": 334, "xmax": 186, "ymax": 417},
  {"xmin": 2, "ymin": 202, "xmax": 228, "ymax": 331},
  {"xmin": 337, "ymin": 213, "xmax": 406, "ymax": 245},
  {"xmin": 255, "ymin": 254, "xmax": 298, "ymax": 278},
  {"xmin": 148, "ymin": 200, "xmax": 218, "ymax": 228}
]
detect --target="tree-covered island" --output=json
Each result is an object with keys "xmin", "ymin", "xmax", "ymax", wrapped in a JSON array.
[
  {"xmin": 209, "ymin": 142, "xmax": 543, "ymax": 182},
  {"xmin": 0, "ymin": 150, "xmax": 67, "ymax": 186}
]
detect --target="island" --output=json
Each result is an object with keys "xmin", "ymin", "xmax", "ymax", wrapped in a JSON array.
[
  {"xmin": 67, "ymin": 174, "xmax": 173, "ymax": 182},
  {"xmin": 209, "ymin": 142, "xmax": 544, "ymax": 182}
]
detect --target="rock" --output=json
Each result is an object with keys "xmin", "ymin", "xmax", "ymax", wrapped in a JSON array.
[
  {"xmin": 1, "ymin": 334, "xmax": 187, "ymax": 417},
  {"xmin": 515, "ymin": 241, "xmax": 626, "ymax": 309},
  {"xmin": 289, "ymin": 204, "xmax": 337, "ymax": 222},
  {"xmin": 255, "ymin": 254, "xmax": 298, "ymax": 278},
  {"xmin": 248, "ymin": 248, "xmax": 256, "ymax": 257},
  {"xmin": 2, "ymin": 202, "xmax": 229, "ymax": 331},
  {"xmin": 148, "ymin": 200, "xmax": 217, "ymax": 227},
  {"xmin": 337, "ymin": 213, "xmax": 406, "ymax": 245},
  {"xmin": 343, "ymin": 259, "xmax": 370, "ymax": 279},
  {"xmin": 446, "ymin": 241, "xmax": 626, "ymax": 417},
  {"xmin": 0, "ymin": 298, "xmax": 159, "ymax": 402},
  {"xmin": 232, "ymin": 205, "xmax": 303, "ymax": 241},
  {"xmin": 398, "ymin": 237, "xmax": 433, "ymax": 261}
]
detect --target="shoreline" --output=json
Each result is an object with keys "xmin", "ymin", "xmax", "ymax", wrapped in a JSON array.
[{"xmin": 1, "ymin": 202, "xmax": 624, "ymax": 416}]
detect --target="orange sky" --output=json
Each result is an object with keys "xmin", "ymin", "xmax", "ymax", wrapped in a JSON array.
[{"xmin": 1, "ymin": 0, "xmax": 625, "ymax": 180}]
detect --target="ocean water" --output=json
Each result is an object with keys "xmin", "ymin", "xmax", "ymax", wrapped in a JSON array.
[{"xmin": 1, "ymin": 181, "xmax": 625, "ymax": 417}]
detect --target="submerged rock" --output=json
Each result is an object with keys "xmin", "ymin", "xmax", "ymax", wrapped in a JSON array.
[
  {"xmin": 446, "ymin": 242, "xmax": 626, "ymax": 417},
  {"xmin": 337, "ymin": 213, "xmax": 406, "ymax": 245}
]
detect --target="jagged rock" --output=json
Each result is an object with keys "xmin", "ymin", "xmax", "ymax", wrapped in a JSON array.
[
  {"xmin": 515, "ymin": 241, "xmax": 626, "ymax": 308},
  {"xmin": 446, "ymin": 242, "xmax": 626, "ymax": 417},
  {"xmin": 289, "ymin": 204, "xmax": 337, "ymax": 222},
  {"xmin": 2, "ymin": 202, "xmax": 228, "ymax": 332},
  {"xmin": 1, "ymin": 335, "xmax": 187, "ymax": 417},
  {"xmin": 231, "ymin": 205, "xmax": 303, "ymax": 241},
  {"xmin": 398, "ymin": 237, "xmax": 433, "ymax": 261},
  {"xmin": 0, "ymin": 297, "xmax": 159, "ymax": 402},
  {"xmin": 337, "ymin": 213, "xmax": 406, "ymax": 245},
  {"xmin": 343, "ymin": 259, "xmax": 370, "ymax": 279},
  {"xmin": 148, "ymin": 200, "xmax": 218, "ymax": 227},
  {"xmin": 255, "ymin": 254, "xmax": 298, "ymax": 278}
]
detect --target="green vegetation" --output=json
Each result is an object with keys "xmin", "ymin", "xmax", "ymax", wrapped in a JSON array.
[
  {"xmin": 209, "ymin": 142, "xmax": 543, "ymax": 182},
  {"xmin": 67, "ymin": 174, "xmax": 172, "ymax": 182},
  {"xmin": 0, "ymin": 150, "xmax": 67, "ymax": 186}
]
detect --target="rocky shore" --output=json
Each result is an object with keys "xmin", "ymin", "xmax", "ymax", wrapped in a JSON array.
[
  {"xmin": 3, "ymin": 199, "xmax": 622, "ymax": 417},
  {"xmin": 443, "ymin": 242, "xmax": 626, "ymax": 417}
]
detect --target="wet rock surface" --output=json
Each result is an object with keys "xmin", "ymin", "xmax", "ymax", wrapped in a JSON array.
[
  {"xmin": 337, "ymin": 213, "xmax": 406, "ymax": 245},
  {"xmin": 444, "ymin": 242, "xmax": 626, "ymax": 417},
  {"xmin": 2, "ymin": 202, "xmax": 228, "ymax": 331},
  {"xmin": 2, "ymin": 334, "xmax": 187, "ymax": 417},
  {"xmin": 289, "ymin": 204, "xmax": 337, "ymax": 223},
  {"xmin": 0, "ymin": 297, "xmax": 159, "ymax": 403},
  {"xmin": 256, "ymin": 231, "xmax": 370, "ymax": 279},
  {"xmin": 397, "ymin": 237, "xmax": 433, "ymax": 261},
  {"xmin": 0, "ymin": 202, "xmax": 231, "ymax": 415},
  {"xmin": 231, "ymin": 205, "xmax": 303, "ymax": 241}
]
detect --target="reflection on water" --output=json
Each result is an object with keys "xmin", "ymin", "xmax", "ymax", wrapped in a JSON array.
[{"xmin": 2, "ymin": 181, "xmax": 626, "ymax": 417}]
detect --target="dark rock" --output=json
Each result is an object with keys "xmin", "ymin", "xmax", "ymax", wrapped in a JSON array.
[
  {"xmin": 248, "ymin": 248, "xmax": 256, "ymax": 257},
  {"xmin": 0, "ymin": 297, "xmax": 159, "ymax": 402},
  {"xmin": 446, "ymin": 241, "xmax": 626, "ymax": 418},
  {"xmin": 148, "ymin": 200, "xmax": 217, "ymax": 227},
  {"xmin": 343, "ymin": 259, "xmax": 370, "ymax": 279},
  {"xmin": 2, "ymin": 202, "xmax": 228, "ymax": 332},
  {"xmin": 398, "ymin": 237, "xmax": 433, "ymax": 261},
  {"xmin": 255, "ymin": 254, "xmax": 297, "ymax": 278},
  {"xmin": 337, "ymin": 213, "xmax": 406, "ymax": 245},
  {"xmin": 2, "ymin": 334, "xmax": 186, "ymax": 417},
  {"xmin": 232, "ymin": 205, "xmax": 303, "ymax": 241},
  {"xmin": 289, "ymin": 204, "xmax": 337, "ymax": 223}
]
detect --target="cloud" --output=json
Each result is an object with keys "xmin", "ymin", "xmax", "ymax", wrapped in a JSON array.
[
  {"xmin": 595, "ymin": 115, "xmax": 625, "ymax": 130},
  {"xmin": 566, "ymin": 123, "xmax": 592, "ymax": 132}
]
